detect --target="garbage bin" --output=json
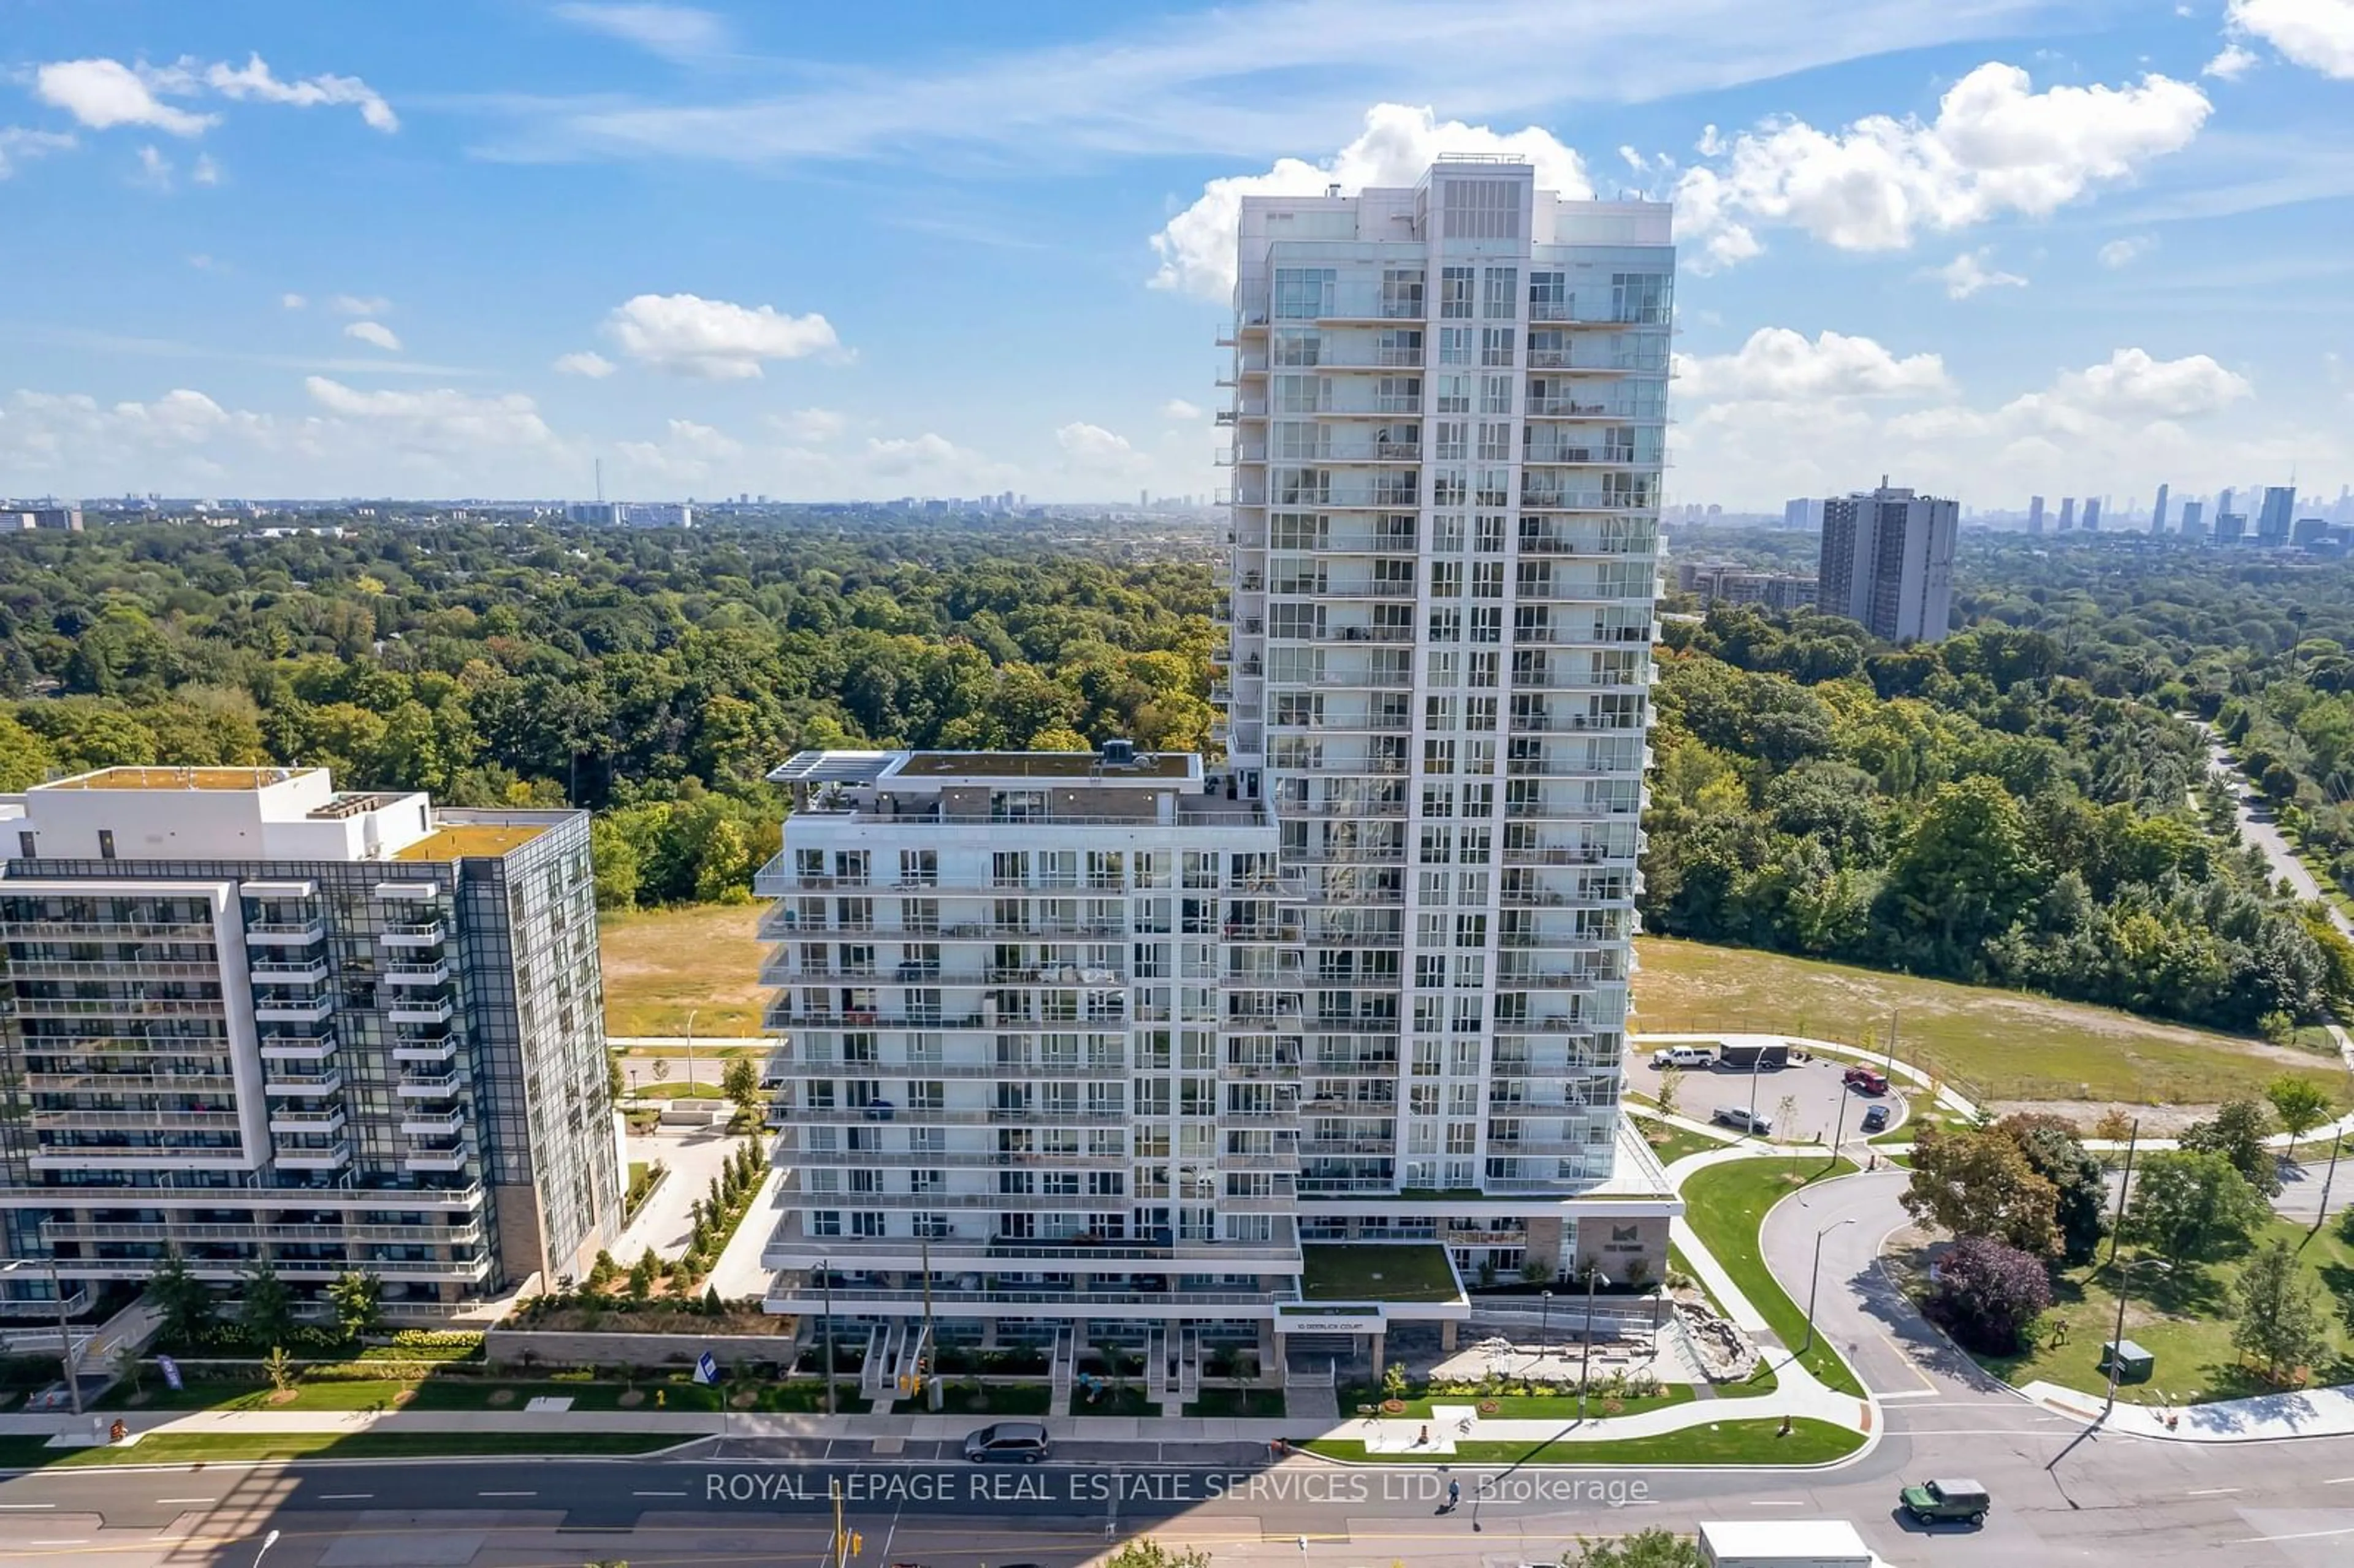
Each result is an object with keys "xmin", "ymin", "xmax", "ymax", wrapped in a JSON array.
[{"xmin": 2099, "ymin": 1339, "xmax": 2155, "ymax": 1383}]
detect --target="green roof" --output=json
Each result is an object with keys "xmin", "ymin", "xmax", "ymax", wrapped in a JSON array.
[{"xmin": 1299, "ymin": 1242, "xmax": 1464, "ymax": 1304}]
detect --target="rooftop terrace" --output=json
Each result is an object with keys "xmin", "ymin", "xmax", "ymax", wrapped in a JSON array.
[
  {"xmin": 40, "ymin": 766, "xmax": 314, "ymax": 793},
  {"xmin": 897, "ymin": 751, "xmax": 1195, "ymax": 781},
  {"xmin": 394, "ymin": 822, "xmax": 548, "ymax": 861}
]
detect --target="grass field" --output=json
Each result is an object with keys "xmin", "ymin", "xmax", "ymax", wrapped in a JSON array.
[
  {"xmin": 1634, "ymin": 936, "xmax": 2348, "ymax": 1108},
  {"xmin": 1950, "ymin": 1215, "xmax": 2354, "ymax": 1406},
  {"xmin": 600, "ymin": 902, "xmax": 768, "ymax": 1038},
  {"xmin": 1338, "ymin": 1382, "xmax": 1696, "ymax": 1421},
  {"xmin": 1637, "ymin": 1116, "xmax": 1737, "ymax": 1166},
  {"xmin": 1677, "ymin": 1156, "xmax": 1867, "ymax": 1398},
  {"xmin": 1298, "ymin": 1417, "xmax": 1862, "ymax": 1466},
  {"xmin": 0, "ymin": 1431, "xmax": 677, "ymax": 1471}
]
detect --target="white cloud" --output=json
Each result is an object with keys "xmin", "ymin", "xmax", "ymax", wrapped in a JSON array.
[
  {"xmin": 1160, "ymin": 398, "xmax": 1203, "ymax": 421},
  {"xmin": 1929, "ymin": 247, "xmax": 2028, "ymax": 299},
  {"xmin": 133, "ymin": 145, "xmax": 173, "ymax": 190},
  {"xmin": 864, "ymin": 432, "xmax": 1006, "ymax": 484},
  {"xmin": 1673, "ymin": 338, "xmax": 2270, "ymax": 506},
  {"xmin": 1149, "ymin": 103, "xmax": 1593, "ymax": 300},
  {"xmin": 35, "ymin": 59, "xmax": 217, "ymax": 136},
  {"xmin": 191, "ymin": 152, "xmax": 221, "ymax": 185},
  {"xmin": 302, "ymin": 376, "xmax": 557, "ymax": 452},
  {"xmin": 772, "ymin": 407, "xmax": 848, "ymax": 443},
  {"xmin": 603, "ymin": 292, "xmax": 843, "ymax": 379},
  {"xmin": 2098, "ymin": 234, "xmax": 2157, "ymax": 268},
  {"xmin": 344, "ymin": 321, "xmax": 403, "ymax": 352},
  {"xmin": 1674, "ymin": 62, "xmax": 2211, "ymax": 269},
  {"xmin": 329, "ymin": 294, "xmax": 392, "ymax": 316},
  {"xmin": 2229, "ymin": 0, "xmax": 2354, "ymax": 78},
  {"xmin": 1054, "ymin": 421, "xmax": 1147, "ymax": 472},
  {"xmin": 552, "ymin": 350, "xmax": 617, "ymax": 378},
  {"xmin": 1674, "ymin": 328, "xmax": 1953, "ymax": 400},
  {"xmin": 615, "ymin": 416, "xmax": 742, "ymax": 481},
  {"xmin": 2204, "ymin": 44, "xmax": 2261, "ymax": 78},
  {"xmin": 280, "ymin": 292, "xmax": 308, "ymax": 310},
  {"xmin": 0, "ymin": 127, "xmax": 76, "ymax": 179},
  {"xmin": 204, "ymin": 54, "xmax": 398, "ymax": 132},
  {"xmin": 552, "ymin": 3, "xmax": 728, "ymax": 61}
]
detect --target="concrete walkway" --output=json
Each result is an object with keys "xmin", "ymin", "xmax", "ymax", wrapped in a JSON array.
[{"xmin": 2022, "ymin": 1377, "xmax": 2354, "ymax": 1442}]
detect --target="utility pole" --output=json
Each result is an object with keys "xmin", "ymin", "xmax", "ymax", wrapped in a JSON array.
[
  {"xmin": 1884, "ymin": 1010, "xmax": 1899, "ymax": 1076},
  {"xmin": 2312, "ymin": 1128, "xmax": 2343, "ymax": 1239},
  {"xmin": 821, "ymin": 1260, "xmax": 837, "ymax": 1417},
  {"xmin": 684, "ymin": 1007, "xmax": 699, "ymax": 1095},
  {"xmin": 2099, "ymin": 1119, "xmax": 2141, "ymax": 1422},
  {"xmin": 1575, "ymin": 1263, "xmax": 1606, "ymax": 1421},
  {"xmin": 1828, "ymin": 1083, "xmax": 1851, "ymax": 1165}
]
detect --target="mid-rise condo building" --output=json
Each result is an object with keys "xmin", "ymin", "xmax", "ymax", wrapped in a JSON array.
[{"xmin": 0, "ymin": 766, "xmax": 619, "ymax": 1322}]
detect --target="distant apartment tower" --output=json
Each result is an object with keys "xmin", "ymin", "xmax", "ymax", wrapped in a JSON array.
[
  {"xmin": 2151, "ymin": 484, "xmax": 2170, "ymax": 534},
  {"xmin": 2, "ymin": 507, "xmax": 83, "ymax": 532},
  {"xmin": 2081, "ymin": 497, "xmax": 2101, "ymax": 531},
  {"xmin": 2026, "ymin": 495, "xmax": 2046, "ymax": 535},
  {"xmin": 2258, "ymin": 485, "xmax": 2298, "ymax": 547},
  {"xmin": 2057, "ymin": 497, "xmax": 2076, "ymax": 531},
  {"xmin": 1783, "ymin": 498, "xmax": 1826, "ymax": 533},
  {"xmin": 2215, "ymin": 511, "xmax": 2248, "ymax": 545},
  {"xmin": 1678, "ymin": 561, "xmax": 1817, "ymax": 612},
  {"xmin": 1813, "ymin": 481, "xmax": 1959, "ymax": 643},
  {"xmin": 2181, "ymin": 499, "xmax": 2207, "ymax": 538},
  {"xmin": 564, "ymin": 502, "xmax": 623, "ymax": 526},
  {"xmin": 0, "ymin": 768, "xmax": 618, "ymax": 1321}
]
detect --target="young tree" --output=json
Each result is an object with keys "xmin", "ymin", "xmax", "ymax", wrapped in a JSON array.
[
  {"xmin": 2231, "ymin": 1238, "xmax": 2328, "ymax": 1382},
  {"xmin": 722, "ymin": 1057, "xmax": 764, "ymax": 1125},
  {"xmin": 1655, "ymin": 1066, "xmax": 1684, "ymax": 1121},
  {"xmin": 2182, "ymin": 1097, "xmax": 2280, "ymax": 1195},
  {"xmin": 262, "ymin": 1344, "xmax": 296, "ymax": 1396},
  {"xmin": 2123, "ymin": 1149, "xmax": 2271, "ymax": 1265},
  {"xmin": 1105, "ymin": 1541, "xmax": 1213, "ymax": 1568},
  {"xmin": 606, "ymin": 1051, "xmax": 627, "ymax": 1103},
  {"xmin": 628, "ymin": 1249, "xmax": 658, "ymax": 1302},
  {"xmin": 2266, "ymin": 1075, "xmax": 2333, "ymax": 1157},
  {"xmin": 1902, "ymin": 1124, "xmax": 2060, "ymax": 1255},
  {"xmin": 148, "ymin": 1246, "xmax": 214, "ymax": 1345},
  {"xmin": 1929, "ymin": 1236, "xmax": 2054, "ymax": 1355},
  {"xmin": 327, "ymin": 1269, "xmax": 383, "ymax": 1341},
  {"xmin": 1563, "ymin": 1529, "xmax": 1706, "ymax": 1567},
  {"xmin": 239, "ymin": 1257, "xmax": 295, "ymax": 1349}
]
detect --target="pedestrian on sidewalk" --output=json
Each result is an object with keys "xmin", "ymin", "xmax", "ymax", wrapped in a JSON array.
[{"xmin": 1442, "ymin": 1479, "xmax": 1460, "ymax": 1514}]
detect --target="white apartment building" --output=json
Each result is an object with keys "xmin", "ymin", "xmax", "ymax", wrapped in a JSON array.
[
  {"xmin": 0, "ymin": 767, "xmax": 619, "ymax": 1322},
  {"xmin": 1214, "ymin": 159, "xmax": 1677, "ymax": 1288}
]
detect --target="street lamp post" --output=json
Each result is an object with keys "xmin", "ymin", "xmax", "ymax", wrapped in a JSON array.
[
  {"xmin": 1576, "ymin": 1264, "xmax": 1609, "ymax": 1423},
  {"xmin": 1540, "ymin": 1288, "xmax": 1552, "ymax": 1359},
  {"xmin": 1800, "ymin": 1218, "xmax": 1858, "ymax": 1357},
  {"xmin": 684, "ymin": 1007, "xmax": 699, "ymax": 1094},
  {"xmin": 2, "ymin": 1257, "xmax": 82, "ymax": 1415}
]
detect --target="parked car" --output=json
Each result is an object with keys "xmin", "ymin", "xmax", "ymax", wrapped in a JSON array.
[
  {"xmin": 1861, "ymin": 1103, "xmax": 1892, "ymax": 1133},
  {"xmin": 1651, "ymin": 1046, "xmax": 1714, "ymax": 1069},
  {"xmin": 1900, "ymin": 1477, "xmax": 1990, "ymax": 1526},
  {"xmin": 962, "ymin": 1421, "xmax": 1051, "ymax": 1463},
  {"xmin": 1710, "ymin": 1105, "xmax": 1772, "ymax": 1135},
  {"xmin": 1844, "ymin": 1066, "xmax": 1890, "ymax": 1095}
]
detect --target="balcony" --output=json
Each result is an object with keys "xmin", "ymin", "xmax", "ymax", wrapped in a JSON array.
[
  {"xmin": 275, "ymin": 1140, "xmax": 354, "ymax": 1171},
  {"xmin": 258, "ymin": 1035, "xmax": 336, "ymax": 1063},
  {"xmin": 383, "ymin": 961, "xmax": 452, "ymax": 988},
  {"xmin": 253, "ymin": 996, "xmax": 333, "ymax": 1024},
  {"xmin": 398, "ymin": 1073, "xmax": 462, "ymax": 1098},
  {"xmin": 400, "ymin": 1108, "xmax": 465, "ymax": 1137},
  {"xmin": 32, "ymin": 1106, "xmax": 244, "ymax": 1133},
  {"xmin": 378, "ymin": 923, "xmax": 447, "ymax": 948},
  {"xmin": 393, "ymin": 1040, "xmax": 457, "ymax": 1065},
  {"xmin": 243, "ymin": 919, "xmax": 326, "ymax": 946},
  {"xmin": 269, "ymin": 1107, "xmax": 348, "ymax": 1135},
  {"xmin": 263, "ymin": 1067, "xmax": 344, "ymax": 1096},
  {"xmin": 248, "ymin": 957, "xmax": 329, "ymax": 985},
  {"xmin": 387, "ymin": 997, "xmax": 455, "ymax": 1026},
  {"xmin": 403, "ymin": 1144, "xmax": 468, "ymax": 1173}
]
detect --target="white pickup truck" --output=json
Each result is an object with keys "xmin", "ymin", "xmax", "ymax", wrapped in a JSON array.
[{"xmin": 1650, "ymin": 1045, "xmax": 1714, "ymax": 1068}]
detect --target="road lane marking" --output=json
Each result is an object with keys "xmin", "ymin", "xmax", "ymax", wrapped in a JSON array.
[
  {"xmin": 155, "ymin": 1498, "xmax": 215, "ymax": 1504},
  {"xmin": 634, "ymin": 1490, "xmax": 687, "ymax": 1498},
  {"xmin": 1874, "ymin": 1389, "xmax": 1942, "ymax": 1400},
  {"xmin": 478, "ymin": 1490, "xmax": 536, "ymax": 1498},
  {"xmin": 2323, "ymin": 1477, "xmax": 2354, "ymax": 1485},
  {"xmin": 318, "ymin": 1493, "xmax": 372, "ymax": 1500},
  {"xmin": 1747, "ymin": 1500, "xmax": 1803, "ymax": 1507},
  {"xmin": 0, "ymin": 1505, "xmax": 56, "ymax": 1510},
  {"xmin": 2187, "ymin": 1487, "xmax": 2241, "ymax": 1496},
  {"xmin": 28, "ymin": 1541, "xmax": 88, "ymax": 1547},
  {"xmin": 2233, "ymin": 1526, "xmax": 2354, "ymax": 1545}
]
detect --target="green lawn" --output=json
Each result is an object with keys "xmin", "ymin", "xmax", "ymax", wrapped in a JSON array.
[
  {"xmin": 926, "ymin": 1382, "xmax": 1053, "ymax": 1416},
  {"xmin": 1639, "ymin": 1118, "xmax": 1737, "ymax": 1166},
  {"xmin": 104, "ymin": 1371, "xmax": 858, "ymax": 1417},
  {"xmin": 626, "ymin": 1080, "xmax": 725, "ymax": 1100},
  {"xmin": 0, "ymin": 1431, "xmax": 679, "ymax": 1471},
  {"xmin": 1300, "ymin": 1242, "xmax": 1462, "ymax": 1303},
  {"xmin": 1184, "ymin": 1388, "xmax": 1287, "ymax": 1418},
  {"xmin": 1635, "ymin": 935, "xmax": 2347, "ymax": 1108},
  {"xmin": 1339, "ymin": 1382, "xmax": 1696, "ymax": 1421},
  {"xmin": 600, "ymin": 902, "xmax": 768, "ymax": 1037},
  {"xmin": 1677, "ymin": 1157, "xmax": 1868, "ymax": 1398},
  {"xmin": 1298, "ymin": 1417, "xmax": 1863, "ymax": 1466},
  {"xmin": 1071, "ymin": 1385, "xmax": 1161, "ymax": 1417},
  {"xmin": 104, "ymin": 1377, "xmax": 412, "ymax": 1413},
  {"xmin": 1958, "ymin": 1216, "xmax": 2354, "ymax": 1406}
]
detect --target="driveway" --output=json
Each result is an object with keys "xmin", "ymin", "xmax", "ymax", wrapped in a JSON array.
[
  {"xmin": 1629, "ymin": 1049, "xmax": 1906, "ymax": 1149},
  {"xmin": 611, "ymin": 1125, "xmax": 753, "ymax": 1264}
]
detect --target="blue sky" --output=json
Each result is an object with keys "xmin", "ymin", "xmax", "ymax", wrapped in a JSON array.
[{"xmin": 1, "ymin": 0, "xmax": 2350, "ymax": 509}]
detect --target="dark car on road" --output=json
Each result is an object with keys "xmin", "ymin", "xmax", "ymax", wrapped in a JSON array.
[
  {"xmin": 1902, "ymin": 1477, "xmax": 1990, "ymax": 1526},
  {"xmin": 1861, "ymin": 1103, "xmax": 1891, "ymax": 1132},
  {"xmin": 962, "ymin": 1421, "xmax": 1051, "ymax": 1463}
]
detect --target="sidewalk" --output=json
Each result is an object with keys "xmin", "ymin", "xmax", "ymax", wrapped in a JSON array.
[{"xmin": 2021, "ymin": 1378, "xmax": 2354, "ymax": 1443}]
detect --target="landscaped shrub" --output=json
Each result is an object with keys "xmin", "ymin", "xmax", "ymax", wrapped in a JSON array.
[{"xmin": 1928, "ymin": 1235, "xmax": 2054, "ymax": 1355}]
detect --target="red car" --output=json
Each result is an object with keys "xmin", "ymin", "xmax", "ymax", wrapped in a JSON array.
[{"xmin": 1844, "ymin": 1067, "xmax": 1890, "ymax": 1095}]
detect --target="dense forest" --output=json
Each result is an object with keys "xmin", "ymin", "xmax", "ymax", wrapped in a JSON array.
[
  {"xmin": 7, "ymin": 517, "xmax": 2352, "ymax": 1035},
  {"xmin": 0, "ymin": 520, "xmax": 1218, "ymax": 908}
]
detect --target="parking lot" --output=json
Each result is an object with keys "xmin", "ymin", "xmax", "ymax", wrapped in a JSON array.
[{"xmin": 1626, "ymin": 1046, "xmax": 1909, "ymax": 1147}]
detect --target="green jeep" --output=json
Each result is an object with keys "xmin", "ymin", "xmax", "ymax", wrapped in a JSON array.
[{"xmin": 1901, "ymin": 1477, "xmax": 1990, "ymax": 1527}]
